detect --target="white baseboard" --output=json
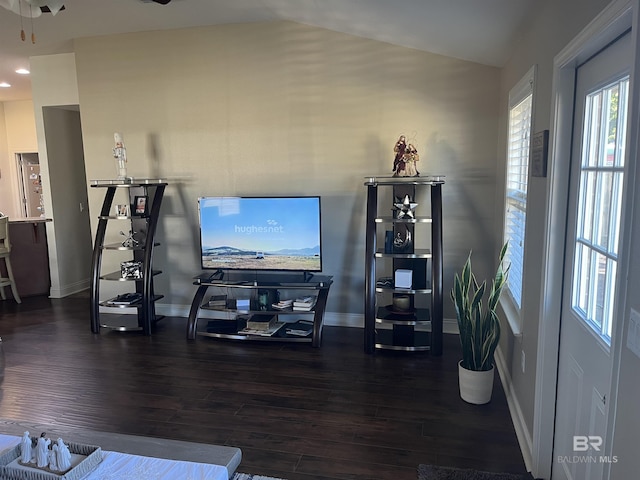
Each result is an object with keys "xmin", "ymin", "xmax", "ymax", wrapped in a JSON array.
[
  {"xmin": 49, "ymin": 279, "xmax": 90, "ymax": 298},
  {"xmin": 495, "ymin": 347, "xmax": 534, "ymax": 473}
]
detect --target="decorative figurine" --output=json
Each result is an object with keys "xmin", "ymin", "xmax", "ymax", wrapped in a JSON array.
[
  {"xmin": 36, "ymin": 434, "xmax": 50, "ymax": 468},
  {"xmin": 392, "ymin": 135, "xmax": 420, "ymax": 177},
  {"xmin": 56, "ymin": 438, "xmax": 72, "ymax": 471},
  {"xmin": 120, "ymin": 230, "xmax": 139, "ymax": 248},
  {"xmin": 403, "ymin": 143, "xmax": 420, "ymax": 176},
  {"xmin": 113, "ymin": 132, "xmax": 130, "ymax": 181},
  {"xmin": 394, "ymin": 194, "xmax": 418, "ymax": 219},
  {"xmin": 49, "ymin": 445, "xmax": 59, "ymax": 471},
  {"xmin": 393, "ymin": 227, "xmax": 412, "ymax": 252},
  {"xmin": 20, "ymin": 431, "xmax": 32, "ymax": 464},
  {"xmin": 392, "ymin": 135, "xmax": 407, "ymax": 175}
]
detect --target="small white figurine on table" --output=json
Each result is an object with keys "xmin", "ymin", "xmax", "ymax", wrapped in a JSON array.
[
  {"xmin": 20, "ymin": 431, "xmax": 32, "ymax": 463},
  {"xmin": 36, "ymin": 435, "xmax": 50, "ymax": 468},
  {"xmin": 56, "ymin": 438, "xmax": 72, "ymax": 471},
  {"xmin": 49, "ymin": 445, "xmax": 59, "ymax": 471}
]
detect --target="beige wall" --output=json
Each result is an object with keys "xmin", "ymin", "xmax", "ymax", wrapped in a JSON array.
[
  {"xmin": 73, "ymin": 21, "xmax": 501, "ymax": 316},
  {"xmin": 0, "ymin": 100, "xmax": 37, "ymax": 217}
]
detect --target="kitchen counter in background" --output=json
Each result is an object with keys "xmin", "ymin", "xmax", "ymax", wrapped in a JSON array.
[{"xmin": 1, "ymin": 218, "xmax": 51, "ymax": 298}]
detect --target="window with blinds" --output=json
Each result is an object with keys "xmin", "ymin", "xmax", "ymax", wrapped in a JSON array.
[{"xmin": 504, "ymin": 66, "xmax": 535, "ymax": 313}]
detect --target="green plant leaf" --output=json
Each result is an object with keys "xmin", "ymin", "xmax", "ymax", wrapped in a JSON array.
[{"xmin": 450, "ymin": 243, "xmax": 509, "ymax": 372}]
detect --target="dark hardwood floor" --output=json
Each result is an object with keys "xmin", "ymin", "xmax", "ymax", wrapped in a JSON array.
[{"xmin": 0, "ymin": 294, "xmax": 528, "ymax": 480}]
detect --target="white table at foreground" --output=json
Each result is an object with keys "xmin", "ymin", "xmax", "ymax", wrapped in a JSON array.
[{"xmin": 0, "ymin": 435, "xmax": 229, "ymax": 480}]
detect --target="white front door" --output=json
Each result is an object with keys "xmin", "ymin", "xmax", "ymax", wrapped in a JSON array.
[{"xmin": 552, "ymin": 32, "xmax": 631, "ymax": 480}]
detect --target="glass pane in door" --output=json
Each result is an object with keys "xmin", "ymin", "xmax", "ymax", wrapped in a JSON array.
[{"xmin": 570, "ymin": 76, "xmax": 628, "ymax": 344}]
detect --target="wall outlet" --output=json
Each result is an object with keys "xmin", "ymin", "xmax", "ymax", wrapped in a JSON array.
[{"xmin": 521, "ymin": 350, "xmax": 526, "ymax": 373}]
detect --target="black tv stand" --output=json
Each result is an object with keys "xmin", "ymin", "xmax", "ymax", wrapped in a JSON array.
[{"xmin": 186, "ymin": 271, "xmax": 333, "ymax": 347}]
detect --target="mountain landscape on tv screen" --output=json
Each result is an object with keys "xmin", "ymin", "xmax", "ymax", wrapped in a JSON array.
[{"xmin": 202, "ymin": 245, "xmax": 321, "ymax": 271}]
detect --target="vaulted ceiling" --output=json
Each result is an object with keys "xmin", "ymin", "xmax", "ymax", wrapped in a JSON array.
[{"xmin": 0, "ymin": 0, "xmax": 535, "ymax": 102}]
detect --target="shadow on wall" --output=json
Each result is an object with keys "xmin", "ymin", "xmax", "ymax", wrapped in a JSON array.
[
  {"xmin": 321, "ymin": 193, "xmax": 366, "ymax": 317},
  {"xmin": 423, "ymin": 132, "xmax": 497, "ymax": 318},
  {"xmin": 143, "ymin": 132, "xmax": 202, "ymax": 302}
]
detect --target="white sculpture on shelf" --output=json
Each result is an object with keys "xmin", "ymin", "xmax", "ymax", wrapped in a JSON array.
[
  {"xmin": 113, "ymin": 132, "xmax": 130, "ymax": 181},
  {"xmin": 35, "ymin": 435, "xmax": 50, "ymax": 468},
  {"xmin": 20, "ymin": 431, "xmax": 32, "ymax": 463},
  {"xmin": 56, "ymin": 437, "xmax": 72, "ymax": 471}
]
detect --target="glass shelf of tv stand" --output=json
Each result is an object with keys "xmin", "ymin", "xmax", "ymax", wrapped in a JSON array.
[
  {"xmin": 197, "ymin": 328, "xmax": 315, "ymax": 343},
  {"xmin": 193, "ymin": 272, "xmax": 333, "ymax": 288},
  {"xmin": 195, "ymin": 306, "xmax": 320, "ymax": 344}
]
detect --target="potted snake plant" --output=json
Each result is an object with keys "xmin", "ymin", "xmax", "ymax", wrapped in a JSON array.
[{"xmin": 451, "ymin": 243, "xmax": 509, "ymax": 404}]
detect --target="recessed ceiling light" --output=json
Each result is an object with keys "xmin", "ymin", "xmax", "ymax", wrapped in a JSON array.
[
  {"xmin": 0, "ymin": 82, "xmax": 11, "ymax": 88},
  {"xmin": 16, "ymin": 68, "xmax": 30, "ymax": 75}
]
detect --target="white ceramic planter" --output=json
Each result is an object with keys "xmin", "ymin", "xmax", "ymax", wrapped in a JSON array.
[{"xmin": 458, "ymin": 361, "xmax": 495, "ymax": 404}]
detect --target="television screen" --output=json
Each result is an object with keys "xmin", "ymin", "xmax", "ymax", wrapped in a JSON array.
[{"xmin": 198, "ymin": 196, "xmax": 322, "ymax": 272}]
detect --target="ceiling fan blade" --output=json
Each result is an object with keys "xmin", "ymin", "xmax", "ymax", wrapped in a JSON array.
[{"xmin": 152, "ymin": 0, "xmax": 171, "ymax": 4}]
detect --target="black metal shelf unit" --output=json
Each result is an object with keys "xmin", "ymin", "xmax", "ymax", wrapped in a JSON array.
[
  {"xmin": 90, "ymin": 179, "xmax": 167, "ymax": 335},
  {"xmin": 364, "ymin": 175, "xmax": 444, "ymax": 354}
]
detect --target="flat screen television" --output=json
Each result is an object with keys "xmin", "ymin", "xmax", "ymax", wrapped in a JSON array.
[{"xmin": 198, "ymin": 196, "xmax": 322, "ymax": 272}]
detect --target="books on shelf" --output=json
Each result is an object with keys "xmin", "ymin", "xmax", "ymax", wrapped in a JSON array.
[
  {"xmin": 105, "ymin": 292, "xmax": 142, "ymax": 305},
  {"xmin": 239, "ymin": 321, "xmax": 285, "ymax": 337},
  {"xmin": 207, "ymin": 294, "xmax": 227, "ymax": 308},
  {"xmin": 246, "ymin": 314, "xmax": 277, "ymax": 331},
  {"xmin": 272, "ymin": 299, "xmax": 293, "ymax": 310},
  {"xmin": 285, "ymin": 319, "xmax": 314, "ymax": 337},
  {"xmin": 292, "ymin": 295, "xmax": 317, "ymax": 311},
  {"xmin": 294, "ymin": 295, "xmax": 316, "ymax": 306},
  {"xmin": 293, "ymin": 305, "xmax": 314, "ymax": 311}
]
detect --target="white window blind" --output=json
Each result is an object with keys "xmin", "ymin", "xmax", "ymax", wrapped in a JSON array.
[{"xmin": 504, "ymin": 66, "xmax": 536, "ymax": 312}]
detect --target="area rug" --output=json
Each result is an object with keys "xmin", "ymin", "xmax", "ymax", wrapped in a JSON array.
[
  {"xmin": 418, "ymin": 464, "xmax": 527, "ymax": 480},
  {"xmin": 232, "ymin": 474, "xmax": 287, "ymax": 480}
]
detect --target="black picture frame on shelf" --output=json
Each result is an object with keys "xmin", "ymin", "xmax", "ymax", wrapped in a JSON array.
[{"xmin": 133, "ymin": 195, "xmax": 148, "ymax": 216}]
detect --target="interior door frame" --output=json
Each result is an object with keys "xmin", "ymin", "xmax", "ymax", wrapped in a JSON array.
[{"xmin": 533, "ymin": 1, "xmax": 639, "ymax": 478}]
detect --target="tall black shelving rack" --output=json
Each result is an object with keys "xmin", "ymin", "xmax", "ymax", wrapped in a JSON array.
[
  {"xmin": 364, "ymin": 175, "xmax": 444, "ymax": 354},
  {"xmin": 90, "ymin": 179, "xmax": 167, "ymax": 335}
]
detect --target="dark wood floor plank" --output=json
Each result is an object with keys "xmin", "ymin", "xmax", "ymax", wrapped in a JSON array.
[{"xmin": 0, "ymin": 294, "xmax": 528, "ymax": 479}]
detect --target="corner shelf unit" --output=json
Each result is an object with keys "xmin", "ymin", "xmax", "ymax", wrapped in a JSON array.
[
  {"xmin": 90, "ymin": 179, "xmax": 167, "ymax": 335},
  {"xmin": 364, "ymin": 175, "xmax": 444, "ymax": 354},
  {"xmin": 186, "ymin": 272, "xmax": 333, "ymax": 348}
]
